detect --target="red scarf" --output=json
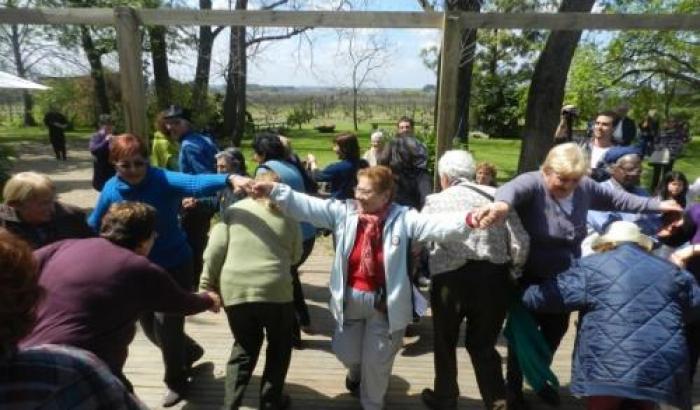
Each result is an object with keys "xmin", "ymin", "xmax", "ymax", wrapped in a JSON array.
[{"xmin": 356, "ymin": 202, "xmax": 391, "ymax": 279}]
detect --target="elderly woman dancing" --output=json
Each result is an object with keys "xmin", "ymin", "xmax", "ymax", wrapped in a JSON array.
[
  {"xmin": 474, "ymin": 142, "xmax": 682, "ymax": 409},
  {"xmin": 251, "ymin": 165, "xmax": 475, "ymax": 410}
]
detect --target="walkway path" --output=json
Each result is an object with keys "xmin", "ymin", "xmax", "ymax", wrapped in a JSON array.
[{"xmin": 10, "ymin": 141, "xmax": 700, "ymax": 409}]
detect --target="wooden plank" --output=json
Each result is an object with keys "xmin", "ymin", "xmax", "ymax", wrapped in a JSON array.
[
  {"xmin": 114, "ymin": 7, "xmax": 148, "ymax": 141},
  {"xmin": 137, "ymin": 9, "xmax": 443, "ymax": 28},
  {"xmin": 0, "ymin": 7, "xmax": 114, "ymax": 25},
  {"xmin": 434, "ymin": 13, "xmax": 461, "ymax": 186},
  {"xmin": 458, "ymin": 12, "xmax": 700, "ymax": 31},
  {"xmin": 1, "ymin": 8, "xmax": 698, "ymax": 31}
]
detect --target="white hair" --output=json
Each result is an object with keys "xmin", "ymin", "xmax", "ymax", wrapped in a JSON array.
[
  {"xmin": 370, "ymin": 131, "xmax": 384, "ymax": 143},
  {"xmin": 438, "ymin": 150, "xmax": 476, "ymax": 182}
]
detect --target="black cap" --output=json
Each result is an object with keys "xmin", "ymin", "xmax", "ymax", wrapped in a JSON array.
[{"xmin": 163, "ymin": 105, "xmax": 191, "ymax": 122}]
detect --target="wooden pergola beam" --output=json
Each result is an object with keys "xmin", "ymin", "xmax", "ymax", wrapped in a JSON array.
[
  {"xmin": 1, "ymin": 6, "xmax": 698, "ymax": 180},
  {"xmin": 1, "ymin": 9, "xmax": 699, "ymax": 31}
]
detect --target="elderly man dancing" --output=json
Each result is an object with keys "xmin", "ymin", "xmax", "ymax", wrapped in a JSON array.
[{"xmin": 420, "ymin": 150, "xmax": 529, "ymax": 410}]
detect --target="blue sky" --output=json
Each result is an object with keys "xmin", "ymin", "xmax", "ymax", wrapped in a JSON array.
[{"xmin": 167, "ymin": 0, "xmax": 441, "ymax": 89}]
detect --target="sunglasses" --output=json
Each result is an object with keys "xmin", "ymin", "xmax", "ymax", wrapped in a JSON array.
[{"xmin": 115, "ymin": 160, "xmax": 148, "ymax": 170}]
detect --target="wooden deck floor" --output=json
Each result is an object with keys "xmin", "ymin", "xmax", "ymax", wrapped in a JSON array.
[{"xmin": 121, "ymin": 240, "xmax": 700, "ymax": 409}]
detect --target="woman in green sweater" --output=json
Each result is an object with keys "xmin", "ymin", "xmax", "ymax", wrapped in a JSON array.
[{"xmin": 199, "ymin": 171, "xmax": 302, "ymax": 410}]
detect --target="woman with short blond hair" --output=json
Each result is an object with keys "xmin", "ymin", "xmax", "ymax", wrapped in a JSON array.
[
  {"xmin": 475, "ymin": 142, "xmax": 682, "ymax": 408},
  {"xmin": 1, "ymin": 171, "xmax": 92, "ymax": 248}
]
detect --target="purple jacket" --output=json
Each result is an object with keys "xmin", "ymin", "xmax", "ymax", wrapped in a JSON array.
[
  {"xmin": 89, "ymin": 129, "xmax": 116, "ymax": 191},
  {"xmin": 495, "ymin": 171, "xmax": 661, "ymax": 281},
  {"xmin": 21, "ymin": 238, "xmax": 213, "ymax": 376}
]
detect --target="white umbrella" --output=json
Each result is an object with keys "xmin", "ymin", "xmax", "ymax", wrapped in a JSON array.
[{"xmin": 0, "ymin": 71, "xmax": 50, "ymax": 90}]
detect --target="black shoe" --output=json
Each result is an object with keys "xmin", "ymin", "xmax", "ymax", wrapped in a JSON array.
[
  {"xmin": 507, "ymin": 388, "xmax": 531, "ymax": 410},
  {"xmin": 536, "ymin": 384, "xmax": 561, "ymax": 407},
  {"xmin": 261, "ymin": 393, "xmax": 290, "ymax": 410},
  {"xmin": 187, "ymin": 343, "xmax": 205, "ymax": 367},
  {"xmin": 292, "ymin": 337, "xmax": 304, "ymax": 350},
  {"xmin": 345, "ymin": 375, "xmax": 360, "ymax": 396},
  {"xmin": 421, "ymin": 388, "xmax": 456, "ymax": 410},
  {"xmin": 162, "ymin": 388, "xmax": 186, "ymax": 407}
]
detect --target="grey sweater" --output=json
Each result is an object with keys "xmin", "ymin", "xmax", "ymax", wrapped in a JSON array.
[{"xmin": 495, "ymin": 171, "xmax": 661, "ymax": 281}]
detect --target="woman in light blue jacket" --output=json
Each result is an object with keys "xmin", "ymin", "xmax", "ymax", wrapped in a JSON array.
[{"xmin": 252, "ymin": 165, "xmax": 473, "ymax": 410}]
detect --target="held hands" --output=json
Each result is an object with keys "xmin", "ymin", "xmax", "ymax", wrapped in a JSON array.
[
  {"xmin": 227, "ymin": 175, "xmax": 254, "ymax": 194},
  {"xmin": 225, "ymin": 175, "xmax": 276, "ymax": 198},
  {"xmin": 658, "ymin": 199, "xmax": 683, "ymax": 213},
  {"xmin": 206, "ymin": 291, "xmax": 222, "ymax": 313},
  {"xmin": 250, "ymin": 181, "xmax": 276, "ymax": 198},
  {"xmin": 472, "ymin": 201, "xmax": 509, "ymax": 228}
]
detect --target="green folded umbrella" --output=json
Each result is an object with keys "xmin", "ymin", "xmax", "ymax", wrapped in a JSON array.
[{"xmin": 503, "ymin": 300, "xmax": 560, "ymax": 393}]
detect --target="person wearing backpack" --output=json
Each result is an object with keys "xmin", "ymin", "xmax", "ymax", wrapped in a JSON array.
[
  {"xmin": 252, "ymin": 133, "xmax": 317, "ymax": 349},
  {"xmin": 378, "ymin": 117, "xmax": 432, "ymax": 210}
]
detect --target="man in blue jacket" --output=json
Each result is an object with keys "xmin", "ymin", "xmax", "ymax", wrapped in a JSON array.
[
  {"xmin": 522, "ymin": 221, "xmax": 700, "ymax": 410},
  {"xmin": 164, "ymin": 106, "xmax": 219, "ymax": 288}
]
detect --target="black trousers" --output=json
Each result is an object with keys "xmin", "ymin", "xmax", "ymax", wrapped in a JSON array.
[
  {"xmin": 181, "ymin": 203, "xmax": 214, "ymax": 288},
  {"xmin": 430, "ymin": 261, "xmax": 512, "ymax": 408},
  {"xmin": 139, "ymin": 259, "xmax": 200, "ymax": 392},
  {"xmin": 687, "ymin": 322, "xmax": 700, "ymax": 381},
  {"xmin": 291, "ymin": 236, "xmax": 315, "ymax": 341},
  {"xmin": 49, "ymin": 134, "xmax": 66, "ymax": 160},
  {"xmin": 650, "ymin": 161, "xmax": 675, "ymax": 192},
  {"xmin": 224, "ymin": 302, "xmax": 295, "ymax": 410}
]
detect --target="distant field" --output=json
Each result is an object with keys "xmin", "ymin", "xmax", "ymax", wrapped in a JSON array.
[{"xmin": 1, "ymin": 125, "xmax": 697, "ymax": 187}]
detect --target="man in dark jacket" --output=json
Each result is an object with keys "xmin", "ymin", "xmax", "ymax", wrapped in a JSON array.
[
  {"xmin": 43, "ymin": 108, "xmax": 69, "ymax": 160},
  {"xmin": 522, "ymin": 221, "xmax": 700, "ymax": 410},
  {"xmin": 612, "ymin": 103, "xmax": 637, "ymax": 146},
  {"xmin": 89, "ymin": 114, "xmax": 116, "ymax": 191}
]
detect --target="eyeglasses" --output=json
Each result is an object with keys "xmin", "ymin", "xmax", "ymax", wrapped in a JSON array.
[
  {"xmin": 115, "ymin": 160, "xmax": 148, "ymax": 170},
  {"xmin": 354, "ymin": 187, "xmax": 377, "ymax": 196}
]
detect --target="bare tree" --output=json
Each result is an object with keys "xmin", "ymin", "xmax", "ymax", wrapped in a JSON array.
[{"xmin": 336, "ymin": 29, "xmax": 391, "ymax": 131}]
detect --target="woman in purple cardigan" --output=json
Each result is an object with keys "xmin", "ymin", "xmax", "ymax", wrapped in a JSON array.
[
  {"xmin": 22, "ymin": 202, "xmax": 221, "ymax": 394},
  {"xmin": 474, "ymin": 143, "xmax": 682, "ymax": 409}
]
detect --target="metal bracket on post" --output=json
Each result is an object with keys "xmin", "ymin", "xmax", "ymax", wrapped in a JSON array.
[{"xmin": 114, "ymin": 7, "xmax": 148, "ymax": 143}]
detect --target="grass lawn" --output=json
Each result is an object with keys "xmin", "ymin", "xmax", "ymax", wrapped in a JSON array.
[{"xmin": 1, "ymin": 124, "xmax": 697, "ymax": 188}]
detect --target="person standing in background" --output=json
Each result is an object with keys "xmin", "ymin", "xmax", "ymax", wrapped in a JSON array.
[
  {"xmin": 612, "ymin": 103, "xmax": 637, "ymax": 146},
  {"xmin": 639, "ymin": 109, "xmax": 660, "ymax": 157},
  {"xmin": 164, "ymin": 105, "xmax": 219, "ymax": 288},
  {"xmin": 89, "ymin": 114, "xmax": 116, "ymax": 191},
  {"xmin": 151, "ymin": 111, "xmax": 180, "ymax": 171},
  {"xmin": 43, "ymin": 107, "xmax": 69, "ymax": 160},
  {"xmin": 363, "ymin": 131, "xmax": 385, "ymax": 167}
]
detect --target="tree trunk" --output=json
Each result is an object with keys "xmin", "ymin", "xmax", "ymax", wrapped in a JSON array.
[
  {"xmin": 352, "ymin": 88, "xmax": 359, "ymax": 131},
  {"xmin": 448, "ymin": 0, "xmax": 480, "ymax": 143},
  {"xmin": 191, "ymin": 0, "xmax": 215, "ymax": 117},
  {"xmin": 10, "ymin": 24, "xmax": 36, "ymax": 126},
  {"xmin": 80, "ymin": 26, "xmax": 111, "ymax": 115},
  {"xmin": 222, "ymin": 0, "xmax": 248, "ymax": 146},
  {"xmin": 517, "ymin": 0, "xmax": 596, "ymax": 173},
  {"xmin": 149, "ymin": 25, "xmax": 171, "ymax": 110}
]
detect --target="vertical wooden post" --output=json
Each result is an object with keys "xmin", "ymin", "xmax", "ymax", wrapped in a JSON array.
[
  {"xmin": 434, "ymin": 12, "xmax": 461, "ymax": 187},
  {"xmin": 115, "ymin": 7, "xmax": 148, "ymax": 142}
]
